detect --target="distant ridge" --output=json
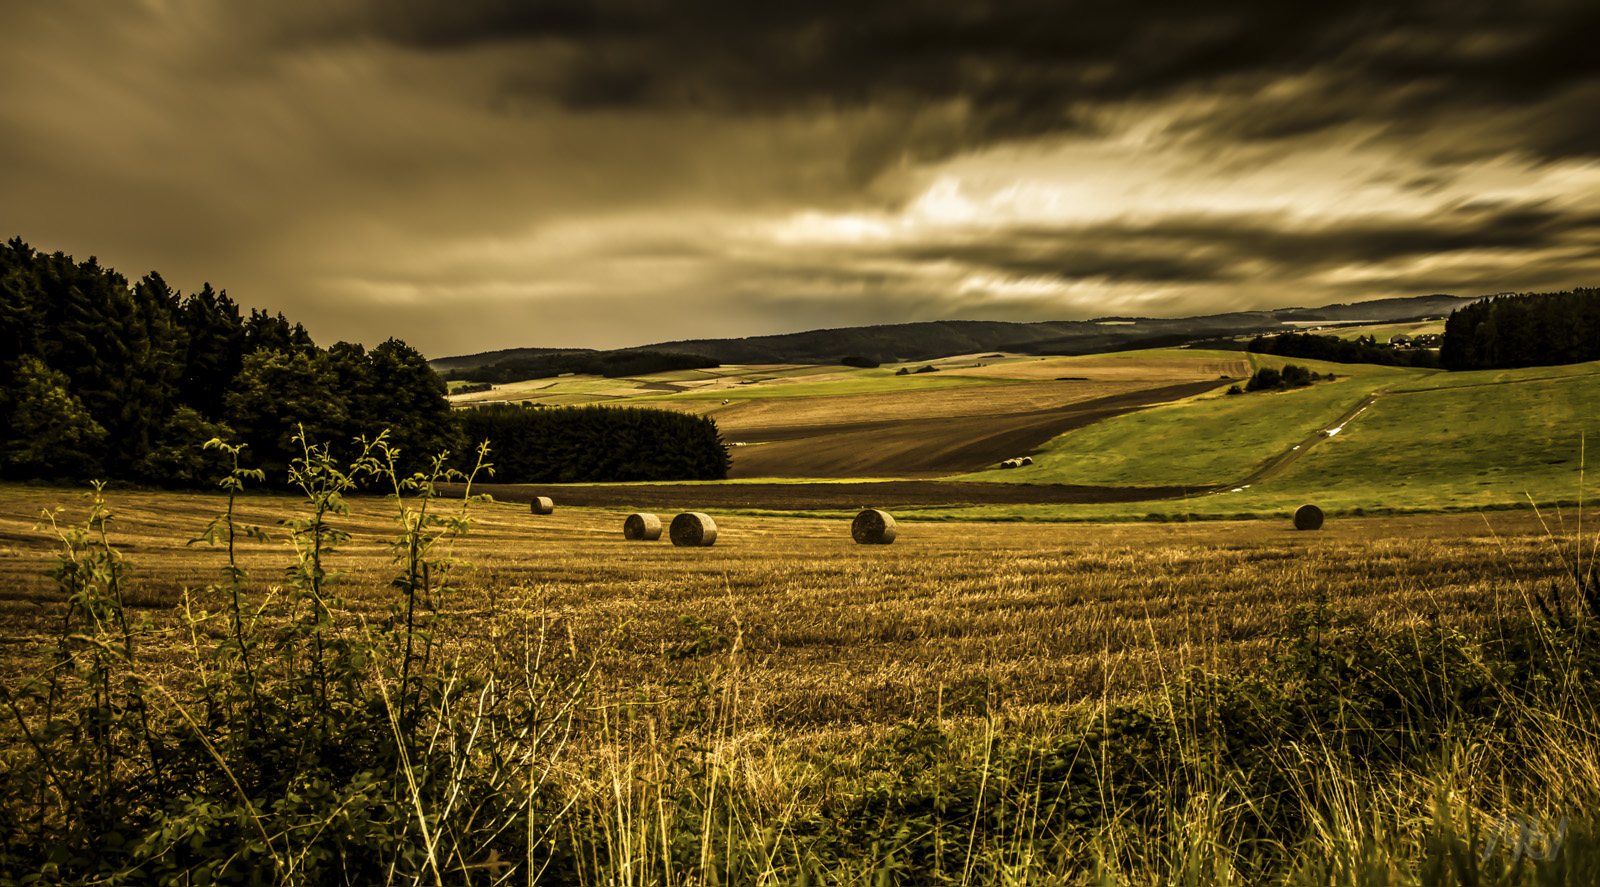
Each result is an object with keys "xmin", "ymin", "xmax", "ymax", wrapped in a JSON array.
[
  {"xmin": 433, "ymin": 293, "xmax": 1480, "ymax": 373},
  {"xmin": 428, "ymin": 345, "xmax": 594, "ymax": 372}
]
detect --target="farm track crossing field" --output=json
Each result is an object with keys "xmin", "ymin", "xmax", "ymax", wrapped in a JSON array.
[{"xmin": 0, "ymin": 486, "xmax": 1580, "ymax": 737}]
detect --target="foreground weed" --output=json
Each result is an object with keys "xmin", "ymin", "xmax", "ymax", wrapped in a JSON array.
[{"xmin": 0, "ymin": 436, "xmax": 597, "ymax": 884}]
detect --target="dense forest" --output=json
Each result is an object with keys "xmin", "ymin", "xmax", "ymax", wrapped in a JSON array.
[
  {"xmin": 455, "ymin": 404, "xmax": 730, "ymax": 483},
  {"xmin": 1440, "ymin": 287, "xmax": 1600, "ymax": 370},
  {"xmin": 0, "ymin": 238, "xmax": 457, "ymax": 484},
  {"xmin": 1245, "ymin": 331, "xmax": 1439, "ymax": 367}
]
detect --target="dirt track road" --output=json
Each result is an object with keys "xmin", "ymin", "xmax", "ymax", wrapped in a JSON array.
[{"xmin": 1207, "ymin": 385, "xmax": 1395, "ymax": 495}]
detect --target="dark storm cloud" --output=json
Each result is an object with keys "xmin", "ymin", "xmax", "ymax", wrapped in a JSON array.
[
  {"xmin": 318, "ymin": 0, "xmax": 1600, "ymax": 161},
  {"xmin": 883, "ymin": 202, "xmax": 1600, "ymax": 285},
  {"xmin": 8, "ymin": 0, "xmax": 1600, "ymax": 356},
  {"xmin": 900, "ymin": 232, "xmax": 1237, "ymax": 284}
]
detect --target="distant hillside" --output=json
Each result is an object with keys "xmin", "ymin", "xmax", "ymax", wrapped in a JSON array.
[
  {"xmin": 1272, "ymin": 294, "xmax": 1478, "ymax": 322},
  {"xmin": 646, "ymin": 320, "xmax": 1106, "ymax": 365},
  {"xmin": 432, "ymin": 293, "xmax": 1481, "ymax": 375},
  {"xmin": 428, "ymin": 346, "xmax": 594, "ymax": 372}
]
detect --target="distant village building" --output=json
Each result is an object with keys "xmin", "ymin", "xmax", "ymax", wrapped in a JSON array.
[{"xmin": 1388, "ymin": 332, "xmax": 1442, "ymax": 349}]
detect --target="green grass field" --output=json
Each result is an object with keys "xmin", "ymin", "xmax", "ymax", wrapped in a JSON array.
[
  {"xmin": 1327, "ymin": 319, "xmax": 1447, "ymax": 341},
  {"xmin": 1391, "ymin": 360, "xmax": 1600, "ymax": 391},
  {"xmin": 1256, "ymin": 367, "xmax": 1600, "ymax": 507},
  {"xmin": 957, "ymin": 371, "xmax": 1402, "ymax": 488},
  {"xmin": 898, "ymin": 358, "xmax": 1600, "ymax": 523}
]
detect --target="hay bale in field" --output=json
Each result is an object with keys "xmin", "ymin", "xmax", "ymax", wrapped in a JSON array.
[
  {"xmin": 852, "ymin": 509, "xmax": 897, "ymax": 545},
  {"xmin": 1019, "ymin": 456, "xmax": 1033, "ymax": 466},
  {"xmin": 1294, "ymin": 503, "xmax": 1324, "ymax": 531},
  {"xmin": 531, "ymin": 496, "xmax": 554, "ymax": 515},
  {"xmin": 623, "ymin": 512, "xmax": 662, "ymax": 541},
  {"xmin": 670, "ymin": 512, "xmax": 718, "ymax": 547},
  {"xmin": 1000, "ymin": 459, "xmax": 1018, "ymax": 469}
]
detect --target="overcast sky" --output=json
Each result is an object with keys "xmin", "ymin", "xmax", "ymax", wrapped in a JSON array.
[{"xmin": 5, "ymin": 1, "xmax": 1600, "ymax": 357}]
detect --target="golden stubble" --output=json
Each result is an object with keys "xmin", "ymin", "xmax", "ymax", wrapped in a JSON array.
[{"xmin": 0, "ymin": 487, "xmax": 1583, "ymax": 745}]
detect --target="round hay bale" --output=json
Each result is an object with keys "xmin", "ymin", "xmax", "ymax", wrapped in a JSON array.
[
  {"xmin": 1019, "ymin": 456, "xmax": 1033, "ymax": 466},
  {"xmin": 851, "ymin": 509, "xmax": 897, "ymax": 545},
  {"xmin": 623, "ymin": 512, "xmax": 662, "ymax": 541},
  {"xmin": 1294, "ymin": 503, "xmax": 1324, "ymax": 531},
  {"xmin": 670, "ymin": 512, "xmax": 718, "ymax": 547},
  {"xmin": 1000, "ymin": 459, "xmax": 1018, "ymax": 470},
  {"xmin": 531, "ymin": 496, "xmax": 554, "ymax": 515}
]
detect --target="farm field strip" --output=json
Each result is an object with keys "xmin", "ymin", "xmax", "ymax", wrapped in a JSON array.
[
  {"xmin": 723, "ymin": 380, "xmax": 1231, "ymax": 478},
  {"xmin": 711, "ymin": 379, "xmax": 1169, "ymax": 432},
  {"xmin": 616, "ymin": 371, "xmax": 1006, "ymax": 403},
  {"xmin": 1330, "ymin": 320, "xmax": 1448, "ymax": 341},
  {"xmin": 937, "ymin": 352, "xmax": 1250, "ymax": 381}
]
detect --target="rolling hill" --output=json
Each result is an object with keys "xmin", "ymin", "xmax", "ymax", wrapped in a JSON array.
[{"xmin": 433, "ymin": 293, "xmax": 1479, "ymax": 375}]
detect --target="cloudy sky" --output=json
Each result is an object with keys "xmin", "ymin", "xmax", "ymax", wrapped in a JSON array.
[{"xmin": 5, "ymin": 1, "xmax": 1600, "ymax": 356}]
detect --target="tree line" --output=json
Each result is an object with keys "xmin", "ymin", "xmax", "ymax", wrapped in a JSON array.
[
  {"xmin": 0, "ymin": 238, "xmax": 456, "ymax": 484},
  {"xmin": 444, "ymin": 350, "xmax": 719, "ymax": 384},
  {"xmin": 1440, "ymin": 287, "xmax": 1600, "ymax": 370},
  {"xmin": 1245, "ymin": 331, "xmax": 1439, "ymax": 367},
  {"xmin": 455, "ymin": 404, "xmax": 730, "ymax": 483},
  {"xmin": 1, "ymin": 237, "xmax": 735, "ymax": 487}
]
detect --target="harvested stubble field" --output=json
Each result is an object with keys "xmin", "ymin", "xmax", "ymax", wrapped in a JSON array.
[{"xmin": 0, "ymin": 485, "xmax": 1581, "ymax": 738}]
